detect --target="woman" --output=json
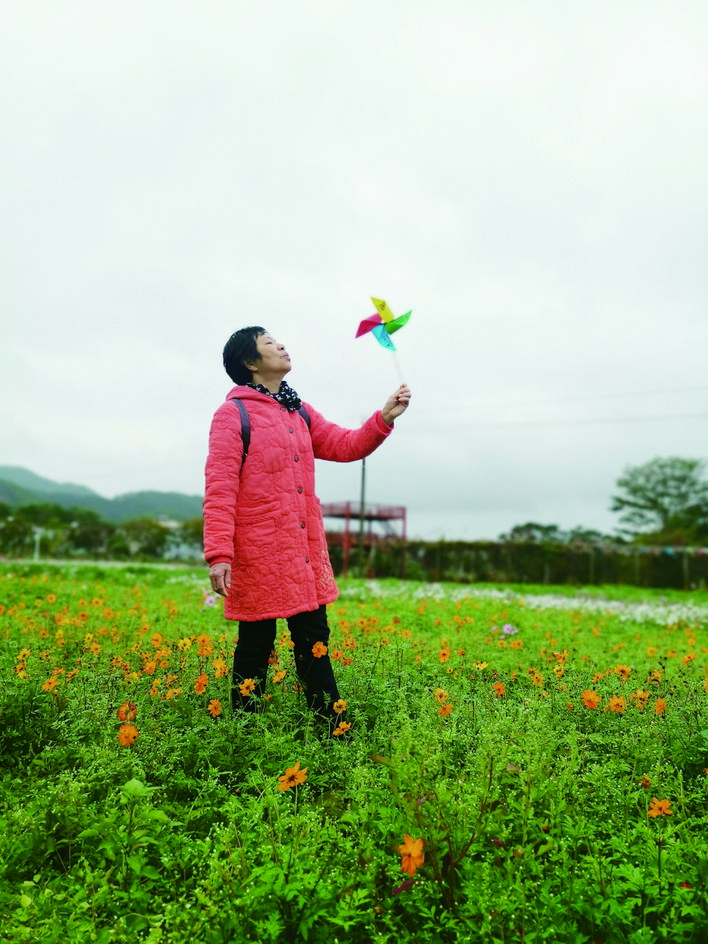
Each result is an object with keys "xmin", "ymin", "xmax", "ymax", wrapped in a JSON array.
[{"xmin": 204, "ymin": 326, "xmax": 411, "ymax": 728}]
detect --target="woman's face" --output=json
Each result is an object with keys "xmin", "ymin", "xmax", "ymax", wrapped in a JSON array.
[{"xmin": 249, "ymin": 333, "xmax": 291, "ymax": 378}]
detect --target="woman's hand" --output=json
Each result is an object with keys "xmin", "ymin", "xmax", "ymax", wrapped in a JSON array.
[
  {"xmin": 209, "ymin": 562, "xmax": 232, "ymax": 597},
  {"xmin": 381, "ymin": 384, "xmax": 412, "ymax": 426}
]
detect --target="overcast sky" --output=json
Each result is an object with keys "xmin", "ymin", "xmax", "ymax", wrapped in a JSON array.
[{"xmin": 2, "ymin": 1, "xmax": 707, "ymax": 541}]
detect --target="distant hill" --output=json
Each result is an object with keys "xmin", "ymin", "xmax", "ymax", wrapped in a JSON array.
[
  {"xmin": 0, "ymin": 467, "xmax": 203, "ymax": 523},
  {"xmin": 0, "ymin": 466, "xmax": 99, "ymax": 497}
]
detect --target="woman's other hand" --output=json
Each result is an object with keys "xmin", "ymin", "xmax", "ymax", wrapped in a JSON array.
[
  {"xmin": 209, "ymin": 562, "xmax": 232, "ymax": 597},
  {"xmin": 381, "ymin": 384, "xmax": 411, "ymax": 426}
]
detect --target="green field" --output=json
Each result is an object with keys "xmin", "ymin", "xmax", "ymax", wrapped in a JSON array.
[{"xmin": 2, "ymin": 563, "xmax": 707, "ymax": 943}]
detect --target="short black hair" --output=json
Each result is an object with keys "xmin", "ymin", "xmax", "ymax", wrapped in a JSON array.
[{"xmin": 223, "ymin": 326, "xmax": 267, "ymax": 384}]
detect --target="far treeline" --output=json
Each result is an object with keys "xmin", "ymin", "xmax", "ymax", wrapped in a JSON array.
[{"xmin": 1, "ymin": 457, "xmax": 707, "ymax": 590}]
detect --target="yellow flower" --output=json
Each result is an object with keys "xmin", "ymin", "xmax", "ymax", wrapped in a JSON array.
[
  {"xmin": 434, "ymin": 687, "xmax": 449, "ymax": 705},
  {"xmin": 278, "ymin": 760, "xmax": 308, "ymax": 791},
  {"xmin": 648, "ymin": 797, "xmax": 672, "ymax": 818},
  {"xmin": 212, "ymin": 657, "xmax": 229, "ymax": 679},
  {"xmin": 397, "ymin": 834, "xmax": 425, "ymax": 877},
  {"xmin": 614, "ymin": 663, "xmax": 632, "ymax": 682}
]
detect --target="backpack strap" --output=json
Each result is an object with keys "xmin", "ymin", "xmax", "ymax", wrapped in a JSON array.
[
  {"xmin": 228, "ymin": 398, "xmax": 251, "ymax": 470},
  {"xmin": 229, "ymin": 399, "xmax": 310, "ymax": 472}
]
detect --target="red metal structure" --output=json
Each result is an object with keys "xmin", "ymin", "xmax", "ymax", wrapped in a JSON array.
[{"xmin": 321, "ymin": 501, "xmax": 407, "ymax": 577}]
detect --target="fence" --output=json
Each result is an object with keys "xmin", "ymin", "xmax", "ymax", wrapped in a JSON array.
[{"xmin": 326, "ymin": 539, "xmax": 708, "ymax": 590}]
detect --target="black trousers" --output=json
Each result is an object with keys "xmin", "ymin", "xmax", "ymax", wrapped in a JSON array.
[{"xmin": 231, "ymin": 604, "xmax": 341, "ymax": 719}]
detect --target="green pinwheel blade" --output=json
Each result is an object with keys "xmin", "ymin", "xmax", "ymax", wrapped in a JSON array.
[{"xmin": 386, "ymin": 310, "xmax": 411, "ymax": 335}]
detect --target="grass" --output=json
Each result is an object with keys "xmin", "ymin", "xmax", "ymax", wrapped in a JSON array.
[{"xmin": 1, "ymin": 563, "xmax": 707, "ymax": 943}]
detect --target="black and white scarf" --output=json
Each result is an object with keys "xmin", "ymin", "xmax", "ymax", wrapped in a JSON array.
[{"xmin": 246, "ymin": 380, "xmax": 302, "ymax": 412}]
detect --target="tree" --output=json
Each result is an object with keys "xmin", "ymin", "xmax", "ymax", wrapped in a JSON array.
[
  {"xmin": 502, "ymin": 522, "xmax": 568, "ymax": 544},
  {"xmin": 119, "ymin": 518, "xmax": 170, "ymax": 558},
  {"xmin": 611, "ymin": 457, "xmax": 708, "ymax": 541}
]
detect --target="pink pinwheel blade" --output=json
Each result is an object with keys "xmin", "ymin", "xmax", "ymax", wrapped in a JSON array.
[{"xmin": 356, "ymin": 313, "xmax": 383, "ymax": 337}]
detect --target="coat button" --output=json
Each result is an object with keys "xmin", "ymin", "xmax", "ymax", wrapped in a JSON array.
[
  {"xmin": 294, "ymin": 455, "xmax": 299, "ymax": 462},
  {"xmin": 297, "ymin": 487, "xmax": 303, "ymax": 494},
  {"xmin": 305, "ymin": 557, "xmax": 309, "ymax": 563},
  {"xmin": 300, "ymin": 522, "xmax": 306, "ymax": 529},
  {"xmin": 288, "ymin": 427, "xmax": 293, "ymax": 433}
]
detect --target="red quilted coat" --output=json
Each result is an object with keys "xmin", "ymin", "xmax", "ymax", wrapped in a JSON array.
[{"xmin": 204, "ymin": 385, "xmax": 393, "ymax": 621}]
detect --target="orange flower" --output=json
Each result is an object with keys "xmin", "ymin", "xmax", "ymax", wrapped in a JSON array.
[
  {"xmin": 333, "ymin": 721, "xmax": 351, "ymax": 736},
  {"xmin": 581, "ymin": 689, "xmax": 601, "ymax": 710},
  {"xmin": 607, "ymin": 695, "xmax": 626, "ymax": 713},
  {"xmin": 397, "ymin": 834, "xmax": 425, "ymax": 877},
  {"xmin": 631, "ymin": 690, "xmax": 650, "ymax": 711},
  {"xmin": 638, "ymin": 775, "xmax": 651, "ymax": 789},
  {"xmin": 434, "ymin": 687, "xmax": 449, "ymax": 704},
  {"xmin": 333, "ymin": 699, "xmax": 347, "ymax": 714},
  {"xmin": 273, "ymin": 669, "xmax": 287, "ymax": 683},
  {"xmin": 196, "ymin": 633, "xmax": 214, "ymax": 657},
  {"xmin": 117, "ymin": 700, "xmax": 137, "ymax": 722},
  {"xmin": 207, "ymin": 699, "xmax": 222, "ymax": 718},
  {"xmin": 438, "ymin": 647, "xmax": 451, "ymax": 664},
  {"xmin": 438, "ymin": 703, "xmax": 453, "ymax": 717},
  {"xmin": 42, "ymin": 674, "xmax": 60, "ymax": 693},
  {"xmin": 648, "ymin": 797, "xmax": 672, "ymax": 818},
  {"xmin": 239, "ymin": 678, "xmax": 256, "ymax": 697},
  {"xmin": 492, "ymin": 681, "xmax": 505, "ymax": 698},
  {"xmin": 118, "ymin": 723, "xmax": 139, "ymax": 746},
  {"xmin": 194, "ymin": 673, "xmax": 209, "ymax": 695},
  {"xmin": 654, "ymin": 697, "xmax": 666, "ymax": 715},
  {"xmin": 278, "ymin": 760, "xmax": 308, "ymax": 791},
  {"xmin": 614, "ymin": 664, "xmax": 631, "ymax": 682},
  {"xmin": 312, "ymin": 641, "xmax": 328, "ymax": 658}
]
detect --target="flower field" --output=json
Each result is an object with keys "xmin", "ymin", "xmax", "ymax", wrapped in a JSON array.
[{"xmin": 1, "ymin": 563, "xmax": 708, "ymax": 943}]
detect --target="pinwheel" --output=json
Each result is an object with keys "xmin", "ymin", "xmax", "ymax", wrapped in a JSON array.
[{"xmin": 356, "ymin": 297, "xmax": 411, "ymax": 351}]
